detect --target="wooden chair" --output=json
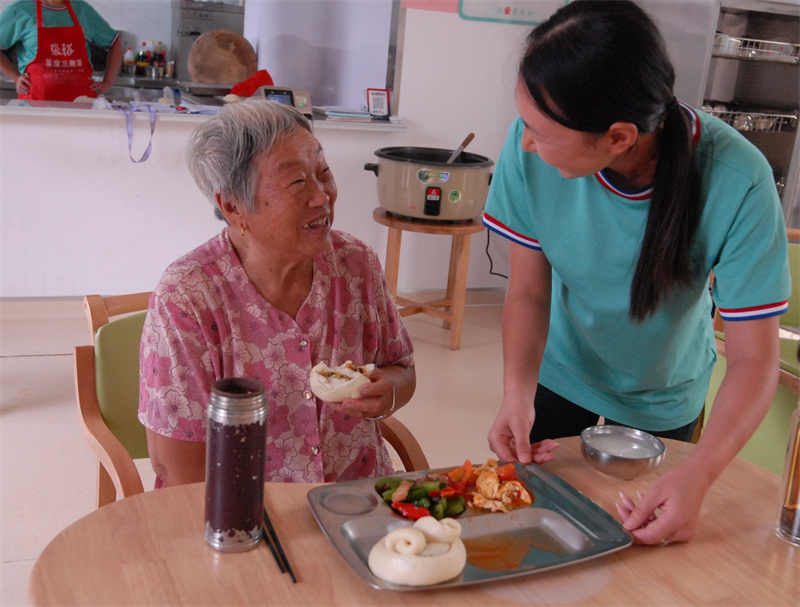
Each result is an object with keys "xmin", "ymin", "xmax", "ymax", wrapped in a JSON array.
[
  {"xmin": 75, "ymin": 293, "xmax": 429, "ymax": 508},
  {"xmin": 76, "ymin": 293, "xmax": 152, "ymax": 508}
]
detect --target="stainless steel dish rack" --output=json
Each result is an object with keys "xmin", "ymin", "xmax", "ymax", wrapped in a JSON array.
[
  {"xmin": 713, "ymin": 36, "xmax": 800, "ymax": 64},
  {"xmin": 704, "ymin": 109, "xmax": 798, "ymax": 133}
]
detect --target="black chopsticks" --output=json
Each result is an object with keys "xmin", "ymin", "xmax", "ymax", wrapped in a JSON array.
[{"xmin": 262, "ymin": 507, "xmax": 297, "ymax": 583}]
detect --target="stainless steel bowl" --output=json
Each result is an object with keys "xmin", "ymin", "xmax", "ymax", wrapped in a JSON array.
[{"xmin": 580, "ymin": 426, "xmax": 665, "ymax": 481}]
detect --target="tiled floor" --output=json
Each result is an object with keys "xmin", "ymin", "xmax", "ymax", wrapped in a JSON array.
[{"xmin": 0, "ymin": 294, "xmax": 505, "ymax": 607}]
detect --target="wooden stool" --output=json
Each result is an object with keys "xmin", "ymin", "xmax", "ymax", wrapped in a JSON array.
[{"xmin": 373, "ymin": 208, "xmax": 485, "ymax": 350}]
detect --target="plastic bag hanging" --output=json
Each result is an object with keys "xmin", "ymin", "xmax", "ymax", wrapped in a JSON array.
[{"xmin": 115, "ymin": 104, "xmax": 156, "ymax": 163}]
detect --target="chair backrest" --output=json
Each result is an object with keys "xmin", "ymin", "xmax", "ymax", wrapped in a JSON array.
[
  {"xmin": 76, "ymin": 293, "xmax": 430, "ymax": 508},
  {"xmin": 76, "ymin": 293, "xmax": 152, "ymax": 508},
  {"xmin": 378, "ymin": 416, "xmax": 430, "ymax": 472},
  {"xmin": 94, "ymin": 311, "xmax": 149, "ymax": 458}
]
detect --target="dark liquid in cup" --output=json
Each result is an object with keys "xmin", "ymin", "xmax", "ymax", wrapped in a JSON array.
[
  {"xmin": 205, "ymin": 417, "xmax": 266, "ymax": 550},
  {"xmin": 778, "ymin": 505, "xmax": 800, "ymax": 542}
]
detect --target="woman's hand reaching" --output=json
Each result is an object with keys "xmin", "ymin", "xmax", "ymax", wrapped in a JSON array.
[
  {"xmin": 615, "ymin": 462, "xmax": 711, "ymax": 545},
  {"xmin": 488, "ymin": 401, "xmax": 559, "ymax": 465}
]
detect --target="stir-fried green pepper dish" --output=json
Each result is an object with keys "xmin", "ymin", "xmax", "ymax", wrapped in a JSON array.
[{"xmin": 375, "ymin": 476, "xmax": 467, "ymax": 520}]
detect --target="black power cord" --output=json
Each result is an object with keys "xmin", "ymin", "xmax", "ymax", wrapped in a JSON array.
[{"xmin": 485, "ymin": 229, "xmax": 508, "ymax": 279}]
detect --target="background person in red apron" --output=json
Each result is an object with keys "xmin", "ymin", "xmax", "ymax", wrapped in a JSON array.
[{"xmin": 0, "ymin": 0, "xmax": 120, "ymax": 101}]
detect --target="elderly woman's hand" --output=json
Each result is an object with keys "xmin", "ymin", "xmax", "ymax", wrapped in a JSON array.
[{"xmin": 337, "ymin": 367, "xmax": 405, "ymax": 418}]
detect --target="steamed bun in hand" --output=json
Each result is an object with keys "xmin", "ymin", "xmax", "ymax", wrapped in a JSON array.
[
  {"xmin": 309, "ymin": 361, "xmax": 374, "ymax": 402},
  {"xmin": 368, "ymin": 516, "xmax": 467, "ymax": 586}
]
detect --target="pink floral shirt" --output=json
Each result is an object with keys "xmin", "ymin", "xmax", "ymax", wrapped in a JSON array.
[{"xmin": 138, "ymin": 229, "xmax": 414, "ymax": 483}]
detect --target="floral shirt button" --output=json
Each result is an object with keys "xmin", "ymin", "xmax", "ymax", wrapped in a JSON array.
[
  {"xmin": 310, "ymin": 446, "xmax": 320, "ymax": 456},
  {"xmin": 299, "ymin": 338, "xmax": 309, "ymax": 348},
  {"xmin": 303, "ymin": 390, "xmax": 313, "ymax": 400}
]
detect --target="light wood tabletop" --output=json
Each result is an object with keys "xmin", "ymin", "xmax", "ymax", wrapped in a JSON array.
[{"xmin": 29, "ymin": 436, "xmax": 798, "ymax": 606}]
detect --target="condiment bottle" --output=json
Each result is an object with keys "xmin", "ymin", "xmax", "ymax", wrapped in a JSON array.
[
  {"xmin": 204, "ymin": 378, "xmax": 267, "ymax": 552},
  {"xmin": 122, "ymin": 45, "xmax": 135, "ymax": 74},
  {"xmin": 776, "ymin": 401, "xmax": 800, "ymax": 545}
]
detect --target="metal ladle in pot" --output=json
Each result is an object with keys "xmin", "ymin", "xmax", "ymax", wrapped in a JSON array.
[{"xmin": 446, "ymin": 133, "xmax": 475, "ymax": 164}]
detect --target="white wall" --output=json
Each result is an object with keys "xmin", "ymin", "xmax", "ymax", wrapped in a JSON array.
[
  {"xmin": 1, "ymin": 8, "xmax": 526, "ymax": 298},
  {"xmin": 244, "ymin": 0, "xmax": 395, "ymax": 109}
]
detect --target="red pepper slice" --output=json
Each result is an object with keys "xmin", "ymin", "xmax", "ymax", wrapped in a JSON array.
[
  {"xmin": 430, "ymin": 487, "xmax": 457, "ymax": 499},
  {"xmin": 391, "ymin": 502, "xmax": 430, "ymax": 520},
  {"xmin": 496, "ymin": 462, "xmax": 518, "ymax": 482},
  {"xmin": 447, "ymin": 459, "xmax": 473, "ymax": 484}
]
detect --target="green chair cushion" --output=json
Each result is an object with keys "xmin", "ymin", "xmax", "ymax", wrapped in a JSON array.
[
  {"xmin": 779, "ymin": 337, "xmax": 799, "ymax": 376},
  {"xmin": 94, "ymin": 311, "xmax": 149, "ymax": 459}
]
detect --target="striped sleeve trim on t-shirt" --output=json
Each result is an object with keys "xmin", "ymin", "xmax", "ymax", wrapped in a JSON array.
[
  {"xmin": 482, "ymin": 212, "xmax": 541, "ymax": 250},
  {"xmin": 717, "ymin": 301, "xmax": 789, "ymax": 321}
]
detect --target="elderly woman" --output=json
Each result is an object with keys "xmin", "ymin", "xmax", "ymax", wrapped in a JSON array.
[{"xmin": 138, "ymin": 100, "xmax": 416, "ymax": 486}]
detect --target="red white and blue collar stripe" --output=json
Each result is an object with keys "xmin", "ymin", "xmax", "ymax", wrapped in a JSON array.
[
  {"xmin": 482, "ymin": 213, "xmax": 541, "ymax": 250},
  {"xmin": 594, "ymin": 172, "xmax": 653, "ymax": 200},
  {"xmin": 717, "ymin": 301, "xmax": 789, "ymax": 321},
  {"xmin": 594, "ymin": 102, "xmax": 700, "ymax": 200}
]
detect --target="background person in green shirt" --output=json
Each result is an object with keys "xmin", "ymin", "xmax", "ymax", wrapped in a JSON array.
[{"xmin": 0, "ymin": 0, "xmax": 120, "ymax": 100}]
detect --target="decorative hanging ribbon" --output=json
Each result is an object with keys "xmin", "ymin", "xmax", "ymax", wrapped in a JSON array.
[{"xmin": 115, "ymin": 104, "xmax": 157, "ymax": 163}]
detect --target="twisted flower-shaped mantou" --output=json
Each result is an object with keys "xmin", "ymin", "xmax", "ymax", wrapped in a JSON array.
[{"xmin": 368, "ymin": 516, "xmax": 467, "ymax": 586}]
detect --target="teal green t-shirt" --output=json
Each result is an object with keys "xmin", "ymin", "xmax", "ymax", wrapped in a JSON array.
[
  {"xmin": 483, "ymin": 105, "xmax": 791, "ymax": 431},
  {"xmin": 0, "ymin": 0, "xmax": 117, "ymax": 72}
]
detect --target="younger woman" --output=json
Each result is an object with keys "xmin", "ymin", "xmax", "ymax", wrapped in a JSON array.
[{"xmin": 483, "ymin": 0, "xmax": 790, "ymax": 544}]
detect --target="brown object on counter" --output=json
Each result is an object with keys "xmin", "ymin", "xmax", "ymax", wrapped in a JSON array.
[{"xmin": 188, "ymin": 29, "xmax": 257, "ymax": 84}]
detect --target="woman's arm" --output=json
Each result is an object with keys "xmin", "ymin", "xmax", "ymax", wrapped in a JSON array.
[
  {"xmin": 146, "ymin": 430, "xmax": 207, "ymax": 487},
  {"xmin": 91, "ymin": 37, "xmax": 121, "ymax": 95},
  {"xmin": 139, "ymin": 287, "xmax": 217, "ymax": 488},
  {"xmin": 487, "ymin": 242, "xmax": 553, "ymax": 463},
  {"xmin": 0, "ymin": 51, "xmax": 30, "ymax": 95},
  {"xmin": 693, "ymin": 315, "xmax": 780, "ymax": 476},
  {"xmin": 620, "ymin": 315, "xmax": 780, "ymax": 543}
]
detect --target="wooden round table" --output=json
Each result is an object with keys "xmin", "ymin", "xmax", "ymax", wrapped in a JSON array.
[
  {"xmin": 373, "ymin": 208, "xmax": 485, "ymax": 350},
  {"xmin": 28, "ymin": 437, "xmax": 798, "ymax": 606}
]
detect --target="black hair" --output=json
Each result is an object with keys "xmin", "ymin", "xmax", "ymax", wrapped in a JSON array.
[{"xmin": 520, "ymin": 0, "xmax": 701, "ymax": 321}]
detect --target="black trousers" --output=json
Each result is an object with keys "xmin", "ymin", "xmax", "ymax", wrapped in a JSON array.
[{"xmin": 529, "ymin": 384, "xmax": 701, "ymax": 444}]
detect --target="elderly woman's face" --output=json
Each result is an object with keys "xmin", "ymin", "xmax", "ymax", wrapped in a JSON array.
[{"xmin": 246, "ymin": 128, "xmax": 337, "ymax": 261}]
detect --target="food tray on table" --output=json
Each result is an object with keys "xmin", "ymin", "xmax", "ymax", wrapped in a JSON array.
[{"xmin": 307, "ymin": 463, "xmax": 632, "ymax": 591}]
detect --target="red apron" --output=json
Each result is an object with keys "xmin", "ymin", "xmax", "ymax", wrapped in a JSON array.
[{"xmin": 19, "ymin": 1, "xmax": 95, "ymax": 101}]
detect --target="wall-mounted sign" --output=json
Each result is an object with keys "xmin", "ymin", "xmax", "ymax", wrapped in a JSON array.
[{"xmin": 458, "ymin": 0, "xmax": 568, "ymax": 25}]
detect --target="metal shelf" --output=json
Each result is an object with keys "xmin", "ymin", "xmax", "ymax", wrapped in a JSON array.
[
  {"xmin": 712, "ymin": 35, "xmax": 799, "ymax": 64},
  {"xmin": 702, "ymin": 108, "xmax": 798, "ymax": 133}
]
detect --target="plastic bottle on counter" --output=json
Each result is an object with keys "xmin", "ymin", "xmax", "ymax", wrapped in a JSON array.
[
  {"xmin": 135, "ymin": 41, "xmax": 150, "ymax": 75},
  {"xmin": 153, "ymin": 41, "xmax": 166, "ymax": 68},
  {"xmin": 122, "ymin": 46, "xmax": 135, "ymax": 75}
]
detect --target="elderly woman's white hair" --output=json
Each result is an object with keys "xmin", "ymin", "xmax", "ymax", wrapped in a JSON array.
[{"xmin": 187, "ymin": 99, "xmax": 312, "ymax": 216}]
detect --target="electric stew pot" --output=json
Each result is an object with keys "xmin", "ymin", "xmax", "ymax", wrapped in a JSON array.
[{"xmin": 364, "ymin": 147, "xmax": 494, "ymax": 222}]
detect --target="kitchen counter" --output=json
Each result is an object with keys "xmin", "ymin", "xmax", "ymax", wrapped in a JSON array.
[
  {"xmin": 0, "ymin": 96, "xmax": 406, "ymax": 133},
  {"xmin": 0, "ymin": 98, "xmax": 407, "ymax": 298}
]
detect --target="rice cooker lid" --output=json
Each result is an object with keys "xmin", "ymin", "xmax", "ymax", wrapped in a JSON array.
[{"xmin": 374, "ymin": 146, "xmax": 494, "ymax": 168}]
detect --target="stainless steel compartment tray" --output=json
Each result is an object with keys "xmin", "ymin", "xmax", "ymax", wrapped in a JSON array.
[{"xmin": 307, "ymin": 463, "xmax": 632, "ymax": 591}]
